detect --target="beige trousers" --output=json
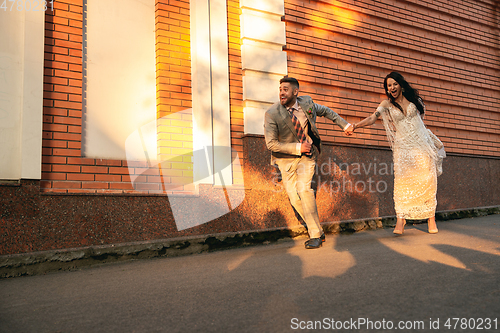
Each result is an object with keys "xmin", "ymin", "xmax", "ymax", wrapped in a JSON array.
[{"xmin": 276, "ymin": 155, "xmax": 322, "ymax": 239}]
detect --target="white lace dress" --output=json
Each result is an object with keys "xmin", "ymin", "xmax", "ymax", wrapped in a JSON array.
[{"xmin": 378, "ymin": 103, "xmax": 445, "ymax": 219}]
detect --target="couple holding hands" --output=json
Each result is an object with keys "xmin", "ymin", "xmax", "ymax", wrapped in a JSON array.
[{"xmin": 264, "ymin": 73, "xmax": 445, "ymax": 249}]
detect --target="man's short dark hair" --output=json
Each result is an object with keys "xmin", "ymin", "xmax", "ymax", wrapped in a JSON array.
[{"xmin": 280, "ymin": 76, "xmax": 299, "ymax": 89}]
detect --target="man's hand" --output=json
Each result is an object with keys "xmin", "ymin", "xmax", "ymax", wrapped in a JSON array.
[
  {"xmin": 300, "ymin": 142, "xmax": 312, "ymax": 154},
  {"xmin": 344, "ymin": 123, "xmax": 354, "ymax": 136}
]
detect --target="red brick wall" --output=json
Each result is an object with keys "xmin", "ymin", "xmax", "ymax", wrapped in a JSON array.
[
  {"xmin": 42, "ymin": 0, "xmax": 246, "ymax": 193},
  {"xmin": 227, "ymin": 0, "xmax": 244, "ymax": 186},
  {"xmin": 284, "ymin": 0, "xmax": 500, "ymax": 157},
  {"xmin": 42, "ymin": 0, "xmax": 190, "ymax": 194},
  {"xmin": 43, "ymin": 0, "xmax": 90, "ymax": 193},
  {"xmin": 43, "ymin": 0, "xmax": 161, "ymax": 194},
  {"xmin": 41, "ymin": 0, "xmax": 500, "ymax": 194}
]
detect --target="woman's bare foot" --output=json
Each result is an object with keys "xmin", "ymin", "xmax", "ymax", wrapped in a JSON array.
[
  {"xmin": 428, "ymin": 217, "xmax": 438, "ymax": 234},
  {"xmin": 393, "ymin": 218, "xmax": 406, "ymax": 235}
]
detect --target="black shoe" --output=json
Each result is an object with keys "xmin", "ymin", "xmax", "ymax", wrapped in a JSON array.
[
  {"xmin": 320, "ymin": 233, "xmax": 325, "ymax": 242},
  {"xmin": 305, "ymin": 238, "xmax": 322, "ymax": 249}
]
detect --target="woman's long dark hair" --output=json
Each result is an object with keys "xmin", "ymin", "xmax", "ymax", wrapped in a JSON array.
[{"xmin": 384, "ymin": 72, "xmax": 425, "ymax": 115}]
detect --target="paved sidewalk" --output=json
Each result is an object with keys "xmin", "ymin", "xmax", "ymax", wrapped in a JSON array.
[{"xmin": 1, "ymin": 215, "xmax": 499, "ymax": 332}]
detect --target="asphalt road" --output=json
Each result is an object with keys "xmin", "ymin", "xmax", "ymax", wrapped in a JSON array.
[{"xmin": 1, "ymin": 215, "xmax": 499, "ymax": 333}]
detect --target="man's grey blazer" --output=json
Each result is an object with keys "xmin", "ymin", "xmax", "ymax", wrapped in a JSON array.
[{"xmin": 264, "ymin": 95, "xmax": 348, "ymax": 166}]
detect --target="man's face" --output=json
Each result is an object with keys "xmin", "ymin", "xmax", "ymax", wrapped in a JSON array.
[{"xmin": 279, "ymin": 82, "xmax": 298, "ymax": 107}]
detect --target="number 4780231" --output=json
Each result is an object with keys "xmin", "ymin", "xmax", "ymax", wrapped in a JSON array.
[{"xmin": 1, "ymin": 0, "xmax": 54, "ymax": 11}]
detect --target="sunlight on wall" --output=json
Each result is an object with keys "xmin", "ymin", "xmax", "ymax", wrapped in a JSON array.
[
  {"xmin": 332, "ymin": 4, "xmax": 361, "ymax": 30},
  {"xmin": 304, "ymin": 2, "xmax": 362, "ymax": 35}
]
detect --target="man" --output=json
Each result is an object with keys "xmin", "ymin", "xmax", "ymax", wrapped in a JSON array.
[{"xmin": 264, "ymin": 76, "xmax": 353, "ymax": 249}]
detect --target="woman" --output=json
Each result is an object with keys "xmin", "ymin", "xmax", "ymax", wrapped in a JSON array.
[{"xmin": 352, "ymin": 72, "xmax": 444, "ymax": 234}]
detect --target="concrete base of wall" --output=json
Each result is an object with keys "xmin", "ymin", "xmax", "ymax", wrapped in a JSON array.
[{"xmin": 1, "ymin": 206, "xmax": 498, "ymax": 278}]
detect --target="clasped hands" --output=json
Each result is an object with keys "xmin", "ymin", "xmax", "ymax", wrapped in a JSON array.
[
  {"xmin": 301, "ymin": 123, "xmax": 358, "ymax": 153},
  {"xmin": 343, "ymin": 123, "xmax": 357, "ymax": 136}
]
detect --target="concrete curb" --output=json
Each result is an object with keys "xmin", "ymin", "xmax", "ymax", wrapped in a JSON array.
[{"xmin": 1, "ymin": 206, "xmax": 499, "ymax": 278}]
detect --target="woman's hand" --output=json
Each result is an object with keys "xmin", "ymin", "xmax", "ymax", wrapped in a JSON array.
[{"xmin": 344, "ymin": 123, "xmax": 354, "ymax": 136}]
